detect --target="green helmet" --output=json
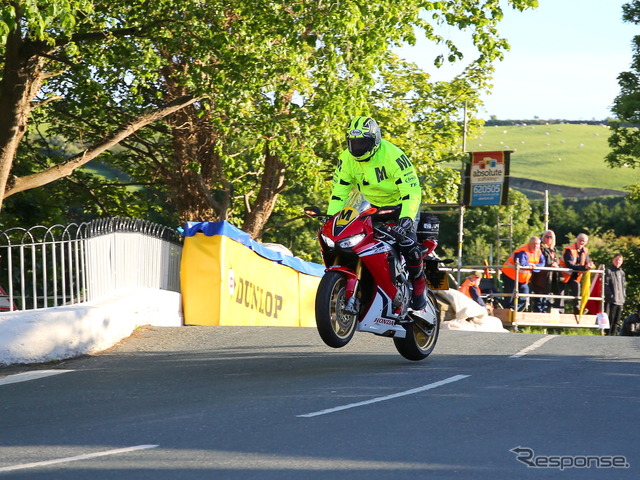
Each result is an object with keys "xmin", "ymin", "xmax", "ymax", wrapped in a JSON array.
[{"xmin": 345, "ymin": 116, "xmax": 381, "ymax": 161}]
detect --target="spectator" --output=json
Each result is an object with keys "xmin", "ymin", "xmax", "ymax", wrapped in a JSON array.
[
  {"xmin": 530, "ymin": 230, "xmax": 560, "ymax": 313},
  {"xmin": 459, "ymin": 270, "xmax": 490, "ymax": 310},
  {"xmin": 501, "ymin": 237, "xmax": 545, "ymax": 311},
  {"xmin": 558, "ymin": 233, "xmax": 595, "ymax": 315},
  {"xmin": 604, "ymin": 253, "xmax": 626, "ymax": 335}
]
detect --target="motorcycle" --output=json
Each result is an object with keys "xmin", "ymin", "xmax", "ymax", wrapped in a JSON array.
[{"xmin": 305, "ymin": 192, "xmax": 450, "ymax": 361}]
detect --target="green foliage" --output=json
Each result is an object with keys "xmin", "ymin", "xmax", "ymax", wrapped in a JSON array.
[
  {"xmin": 536, "ymin": 195, "xmax": 640, "ymax": 245},
  {"xmin": 371, "ymin": 54, "xmax": 482, "ymax": 204},
  {"xmin": 2, "ymin": 0, "xmax": 539, "ymax": 250},
  {"xmin": 0, "ymin": 1, "xmax": 94, "ymax": 46},
  {"xmin": 606, "ymin": 1, "xmax": 640, "ymax": 195},
  {"xmin": 1, "ymin": 154, "xmax": 174, "ymax": 228},
  {"xmin": 0, "ymin": 0, "xmax": 537, "ymax": 242}
]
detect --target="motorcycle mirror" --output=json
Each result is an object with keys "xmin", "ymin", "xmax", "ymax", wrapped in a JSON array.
[{"xmin": 304, "ymin": 206, "xmax": 322, "ymax": 217}]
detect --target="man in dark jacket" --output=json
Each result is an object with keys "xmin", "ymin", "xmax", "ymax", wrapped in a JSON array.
[
  {"xmin": 604, "ymin": 253, "xmax": 626, "ymax": 335},
  {"xmin": 558, "ymin": 233, "xmax": 595, "ymax": 314}
]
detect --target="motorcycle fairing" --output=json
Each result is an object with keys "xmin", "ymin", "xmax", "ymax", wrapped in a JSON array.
[
  {"xmin": 408, "ymin": 296, "xmax": 437, "ymax": 326},
  {"xmin": 331, "ymin": 206, "xmax": 360, "ymax": 236},
  {"xmin": 357, "ymin": 286, "xmax": 407, "ymax": 338},
  {"xmin": 420, "ymin": 239, "xmax": 438, "ymax": 257},
  {"xmin": 356, "ymin": 240, "xmax": 392, "ymax": 257},
  {"xmin": 324, "ymin": 265, "xmax": 359, "ymax": 301},
  {"xmin": 356, "ymin": 242, "xmax": 398, "ymax": 302}
]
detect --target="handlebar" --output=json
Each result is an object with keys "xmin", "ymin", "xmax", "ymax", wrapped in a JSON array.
[{"xmin": 374, "ymin": 224, "xmax": 405, "ymax": 244}]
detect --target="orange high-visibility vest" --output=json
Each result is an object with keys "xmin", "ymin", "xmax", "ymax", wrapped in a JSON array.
[
  {"xmin": 559, "ymin": 243, "xmax": 589, "ymax": 283},
  {"xmin": 502, "ymin": 245, "xmax": 541, "ymax": 284},
  {"xmin": 459, "ymin": 277, "xmax": 480, "ymax": 299}
]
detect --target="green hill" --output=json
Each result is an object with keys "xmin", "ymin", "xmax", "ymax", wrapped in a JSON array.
[{"xmin": 464, "ymin": 123, "xmax": 639, "ymax": 196}]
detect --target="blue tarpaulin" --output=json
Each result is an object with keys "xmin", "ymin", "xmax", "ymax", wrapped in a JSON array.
[{"xmin": 182, "ymin": 221, "xmax": 325, "ymax": 278}]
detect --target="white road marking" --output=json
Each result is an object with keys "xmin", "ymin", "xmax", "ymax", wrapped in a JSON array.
[
  {"xmin": 0, "ymin": 369, "xmax": 73, "ymax": 386},
  {"xmin": 0, "ymin": 445, "xmax": 159, "ymax": 473},
  {"xmin": 510, "ymin": 335, "xmax": 555, "ymax": 358},
  {"xmin": 297, "ymin": 374, "xmax": 471, "ymax": 418}
]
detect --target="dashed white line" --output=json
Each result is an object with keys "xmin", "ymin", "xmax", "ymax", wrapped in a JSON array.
[
  {"xmin": 297, "ymin": 374, "xmax": 471, "ymax": 418},
  {"xmin": 0, "ymin": 445, "xmax": 159, "ymax": 473},
  {"xmin": 510, "ymin": 335, "xmax": 555, "ymax": 358},
  {"xmin": 0, "ymin": 370, "xmax": 73, "ymax": 386}
]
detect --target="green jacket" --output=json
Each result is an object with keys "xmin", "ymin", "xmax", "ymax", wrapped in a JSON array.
[{"xmin": 327, "ymin": 139, "xmax": 422, "ymax": 219}]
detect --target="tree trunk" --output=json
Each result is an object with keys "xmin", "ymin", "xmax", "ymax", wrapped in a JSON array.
[
  {"xmin": 242, "ymin": 142, "xmax": 286, "ymax": 239},
  {"xmin": 0, "ymin": 26, "xmax": 46, "ymax": 215},
  {"xmin": 157, "ymin": 61, "xmax": 232, "ymax": 224},
  {"xmin": 163, "ymin": 102, "xmax": 231, "ymax": 223}
]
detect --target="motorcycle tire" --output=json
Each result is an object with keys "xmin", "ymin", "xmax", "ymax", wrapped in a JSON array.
[
  {"xmin": 315, "ymin": 270, "xmax": 357, "ymax": 348},
  {"xmin": 393, "ymin": 291, "xmax": 440, "ymax": 361}
]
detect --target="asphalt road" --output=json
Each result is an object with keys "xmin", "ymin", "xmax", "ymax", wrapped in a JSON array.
[{"xmin": 0, "ymin": 326, "xmax": 639, "ymax": 479}]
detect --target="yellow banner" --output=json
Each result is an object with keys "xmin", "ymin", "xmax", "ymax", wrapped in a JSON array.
[
  {"xmin": 579, "ymin": 271, "xmax": 592, "ymax": 317},
  {"xmin": 181, "ymin": 233, "xmax": 320, "ymax": 327}
]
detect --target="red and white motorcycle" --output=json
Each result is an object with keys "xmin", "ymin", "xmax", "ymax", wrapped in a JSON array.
[{"xmin": 305, "ymin": 192, "xmax": 448, "ymax": 361}]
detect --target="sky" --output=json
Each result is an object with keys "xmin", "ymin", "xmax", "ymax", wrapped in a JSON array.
[{"xmin": 397, "ymin": 0, "xmax": 638, "ymax": 121}]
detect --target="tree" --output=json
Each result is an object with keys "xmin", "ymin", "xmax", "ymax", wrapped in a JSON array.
[
  {"xmin": 0, "ymin": 1, "xmax": 203, "ymax": 220},
  {"xmin": 606, "ymin": 0, "xmax": 640, "ymax": 200},
  {"xmin": 1, "ymin": 1, "xmax": 540, "ymax": 240}
]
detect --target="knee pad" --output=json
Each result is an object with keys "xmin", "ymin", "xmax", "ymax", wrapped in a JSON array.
[{"xmin": 404, "ymin": 245, "xmax": 424, "ymax": 278}]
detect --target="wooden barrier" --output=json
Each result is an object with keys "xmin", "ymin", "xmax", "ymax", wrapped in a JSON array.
[{"xmin": 494, "ymin": 308, "xmax": 602, "ymax": 332}]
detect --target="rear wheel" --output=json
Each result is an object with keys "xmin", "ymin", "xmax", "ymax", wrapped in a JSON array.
[
  {"xmin": 315, "ymin": 271, "xmax": 358, "ymax": 348},
  {"xmin": 393, "ymin": 291, "xmax": 440, "ymax": 361}
]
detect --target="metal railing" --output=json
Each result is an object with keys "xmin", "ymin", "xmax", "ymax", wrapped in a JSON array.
[
  {"xmin": 444, "ymin": 263, "xmax": 605, "ymax": 314},
  {"xmin": 0, "ymin": 218, "xmax": 183, "ymax": 311}
]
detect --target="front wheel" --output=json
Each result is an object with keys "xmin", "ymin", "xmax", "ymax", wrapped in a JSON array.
[
  {"xmin": 315, "ymin": 270, "xmax": 358, "ymax": 348},
  {"xmin": 393, "ymin": 291, "xmax": 440, "ymax": 361}
]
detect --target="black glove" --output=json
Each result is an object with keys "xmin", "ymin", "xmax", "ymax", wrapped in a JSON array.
[{"xmin": 391, "ymin": 217, "xmax": 414, "ymax": 238}]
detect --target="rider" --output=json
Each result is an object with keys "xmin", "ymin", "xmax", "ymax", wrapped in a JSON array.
[{"xmin": 326, "ymin": 116, "xmax": 426, "ymax": 310}]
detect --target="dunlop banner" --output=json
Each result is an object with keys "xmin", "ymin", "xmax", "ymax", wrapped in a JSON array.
[{"xmin": 180, "ymin": 222, "xmax": 323, "ymax": 327}]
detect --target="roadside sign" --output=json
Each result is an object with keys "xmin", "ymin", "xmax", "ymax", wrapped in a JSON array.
[{"xmin": 462, "ymin": 150, "xmax": 511, "ymax": 206}]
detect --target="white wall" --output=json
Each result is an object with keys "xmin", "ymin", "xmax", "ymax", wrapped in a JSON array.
[{"xmin": 0, "ymin": 287, "xmax": 182, "ymax": 366}]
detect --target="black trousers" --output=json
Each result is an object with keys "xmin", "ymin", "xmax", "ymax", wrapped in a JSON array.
[
  {"xmin": 560, "ymin": 280, "xmax": 580, "ymax": 314},
  {"xmin": 605, "ymin": 302, "xmax": 623, "ymax": 335}
]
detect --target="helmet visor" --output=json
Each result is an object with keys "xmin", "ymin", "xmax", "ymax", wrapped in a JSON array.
[{"xmin": 348, "ymin": 137, "xmax": 375, "ymax": 158}]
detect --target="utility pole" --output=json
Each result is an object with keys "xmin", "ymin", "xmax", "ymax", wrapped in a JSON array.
[
  {"xmin": 462, "ymin": 101, "xmax": 468, "ymax": 153},
  {"xmin": 544, "ymin": 189, "xmax": 549, "ymax": 231},
  {"xmin": 457, "ymin": 102, "xmax": 468, "ymax": 284}
]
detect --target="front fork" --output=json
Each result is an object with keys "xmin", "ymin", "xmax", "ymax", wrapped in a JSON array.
[{"xmin": 343, "ymin": 259, "xmax": 362, "ymax": 315}]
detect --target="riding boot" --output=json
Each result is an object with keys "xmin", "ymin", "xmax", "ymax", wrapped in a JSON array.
[
  {"xmin": 402, "ymin": 238, "xmax": 427, "ymax": 310},
  {"xmin": 410, "ymin": 274, "xmax": 427, "ymax": 310}
]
